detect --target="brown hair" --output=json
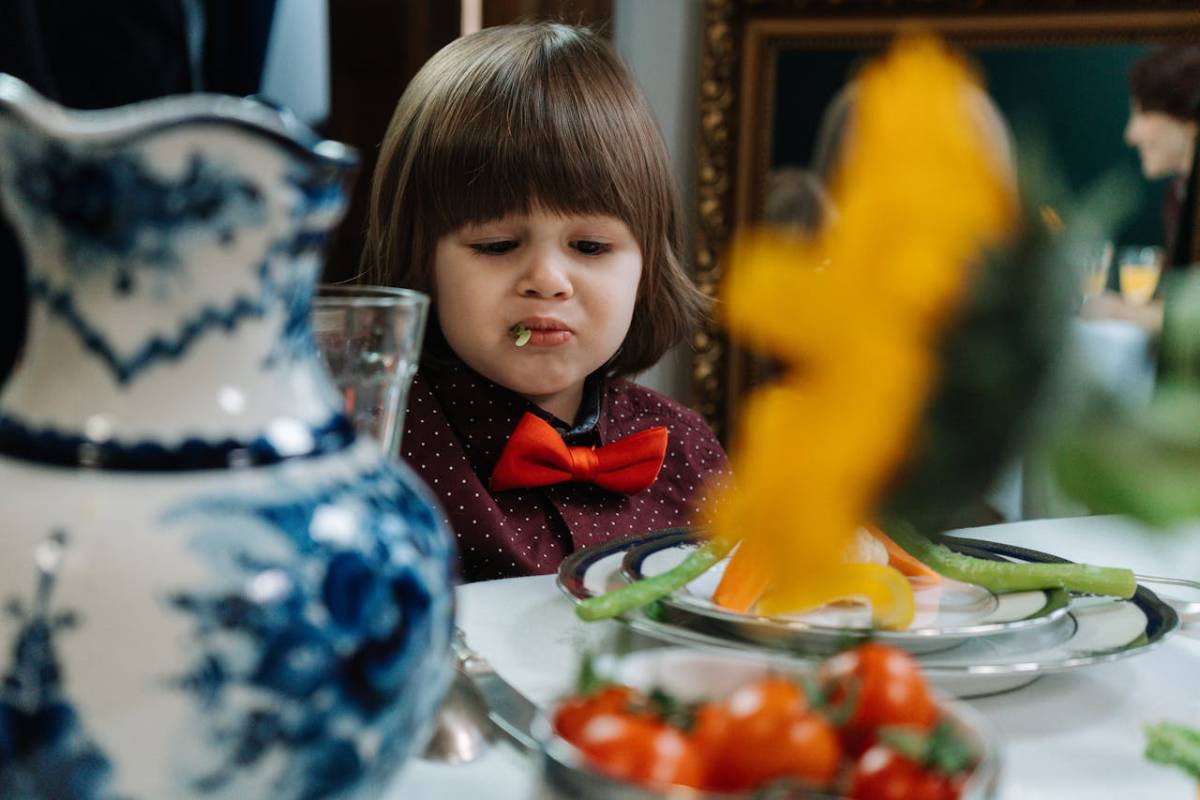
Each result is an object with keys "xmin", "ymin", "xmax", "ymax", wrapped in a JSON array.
[
  {"xmin": 1130, "ymin": 45, "xmax": 1200, "ymax": 123},
  {"xmin": 364, "ymin": 22, "xmax": 707, "ymax": 377}
]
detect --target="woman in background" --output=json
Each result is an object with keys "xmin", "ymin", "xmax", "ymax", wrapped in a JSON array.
[{"xmin": 1084, "ymin": 44, "xmax": 1200, "ymax": 334}]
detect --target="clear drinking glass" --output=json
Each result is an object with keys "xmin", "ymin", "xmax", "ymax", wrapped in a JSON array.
[
  {"xmin": 1071, "ymin": 240, "xmax": 1114, "ymax": 300},
  {"xmin": 312, "ymin": 285, "xmax": 429, "ymax": 458},
  {"xmin": 1118, "ymin": 245, "xmax": 1164, "ymax": 306}
]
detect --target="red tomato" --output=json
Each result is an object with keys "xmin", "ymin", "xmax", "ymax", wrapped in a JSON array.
[
  {"xmin": 822, "ymin": 644, "xmax": 937, "ymax": 752},
  {"xmin": 553, "ymin": 685, "xmax": 643, "ymax": 741},
  {"xmin": 573, "ymin": 712, "xmax": 705, "ymax": 789},
  {"xmin": 691, "ymin": 678, "xmax": 841, "ymax": 792},
  {"xmin": 689, "ymin": 701, "xmax": 733, "ymax": 757},
  {"xmin": 850, "ymin": 744, "xmax": 963, "ymax": 800}
]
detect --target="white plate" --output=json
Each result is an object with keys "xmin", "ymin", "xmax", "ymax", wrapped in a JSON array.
[{"xmin": 622, "ymin": 531, "xmax": 1070, "ymax": 656}]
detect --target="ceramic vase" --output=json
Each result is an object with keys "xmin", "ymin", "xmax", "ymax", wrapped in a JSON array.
[{"xmin": 0, "ymin": 75, "xmax": 455, "ymax": 799}]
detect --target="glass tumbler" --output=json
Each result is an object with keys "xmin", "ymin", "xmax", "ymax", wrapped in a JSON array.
[
  {"xmin": 1071, "ymin": 240, "xmax": 1114, "ymax": 300},
  {"xmin": 312, "ymin": 285, "xmax": 429, "ymax": 458},
  {"xmin": 1118, "ymin": 246, "xmax": 1164, "ymax": 306}
]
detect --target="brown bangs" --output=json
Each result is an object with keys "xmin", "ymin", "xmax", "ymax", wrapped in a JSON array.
[
  {"xmin": 366, "ymin": 22, "xmax": 709, "ymax": 378},
  {"xmin": 422, "ymin": 40, "xmax": 645, "ymax": 236}
]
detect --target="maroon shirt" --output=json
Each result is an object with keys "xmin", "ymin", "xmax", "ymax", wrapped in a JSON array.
[{"xmin": 401, "ymin": 358, "xmax": 729, "ymax": 582}]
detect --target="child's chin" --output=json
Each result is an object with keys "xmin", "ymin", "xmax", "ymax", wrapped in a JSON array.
[
  {"xmin": 504, "ymin": 368, "xmax": 580, "ymax": 398},
  {"xmin": 509, "ymin": 376, "xmax": 575, "ymax": 397}
]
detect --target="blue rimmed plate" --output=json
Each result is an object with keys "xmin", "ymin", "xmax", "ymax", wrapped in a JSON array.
[{"xmin": 557, "ymin": 529, "xmax": 1178, "ymax": 697}]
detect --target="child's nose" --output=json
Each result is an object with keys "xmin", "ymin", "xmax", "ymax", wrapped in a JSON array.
[{"xmin": 517, "ymin": 248, "xmax": 573, "ymax": 299}]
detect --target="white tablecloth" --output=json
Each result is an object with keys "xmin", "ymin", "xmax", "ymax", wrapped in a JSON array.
[{"xmin": 387, "ymin": 516, "xmax": 1200, "ymax": 799}]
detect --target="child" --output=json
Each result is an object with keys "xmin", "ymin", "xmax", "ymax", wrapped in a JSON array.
[{"xmin": 364, "ymin": 22, "xmax": 729, "ymax": 582}]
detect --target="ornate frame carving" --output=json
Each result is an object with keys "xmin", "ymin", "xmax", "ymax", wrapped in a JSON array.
[{"xmin": 693, "ymin": 0, "xmax": 1200, "ymax": 442}]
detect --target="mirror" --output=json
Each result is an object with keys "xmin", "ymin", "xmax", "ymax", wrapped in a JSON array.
[{"xmin": 692, "ymin": 1, "xmax": 1200, "ymax": 442}]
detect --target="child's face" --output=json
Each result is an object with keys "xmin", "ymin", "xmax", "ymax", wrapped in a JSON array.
[{"xmin": 433, "ymin": 208, "xmax": 642, "ymax": 416}]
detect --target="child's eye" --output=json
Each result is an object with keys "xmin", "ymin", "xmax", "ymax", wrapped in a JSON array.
[
  {"xmin": 470, "ymin": 240, "xmax": 518, "ymax": 256},
  {"xmin": 572, "ymin": 240, "xmax": 611, "ymax": 256}
]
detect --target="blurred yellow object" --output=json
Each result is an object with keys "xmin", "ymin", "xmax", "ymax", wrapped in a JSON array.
[
  {"xmin": 704, "ymin": 36, "xmax": 1015, "ymax": 630},
  {"xmin": 761, "ymin": 563, "xmax": 917, "ymax": 629}
]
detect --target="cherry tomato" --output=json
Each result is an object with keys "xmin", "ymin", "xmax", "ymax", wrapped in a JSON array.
[
  {"xmin": 553, "ymin": 685, "xmax": 643, "ymax": 741},
  {"xmin": 691, "ymin": 677, "xmax": 841, "ymax": 791},
  {"xmin": 822, "ymin": 644, "xmax": 937, "ymax": 752},
  {"xmin": 689, "ymin": 700, "xmax": 733, "ymax": 756},
  {"xmin": 573, "ymin": 712, "xmax": 705, "ymax": 789},
  {"xmin": 850, "ymin": 744, "xmax": 962, "ymax": 800}
]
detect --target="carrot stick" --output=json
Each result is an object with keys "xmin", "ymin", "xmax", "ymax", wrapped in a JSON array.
[
  {"xmin": 865, "ymin": 524, "xmax": 943, "ymax": 582},
  {"xmin": 712, "ymin": 539, "xmax": 772, "ymax": 612}
]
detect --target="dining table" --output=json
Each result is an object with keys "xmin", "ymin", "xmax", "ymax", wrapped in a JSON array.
[{"xmin": 385, "ymin": 514, "xmax": 1200, "ymax": 799}]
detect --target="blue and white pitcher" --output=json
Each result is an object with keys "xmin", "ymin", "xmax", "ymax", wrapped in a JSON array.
[{"xmin": 0, "ymin": 75, "xmax": 455, "ymax": 799}]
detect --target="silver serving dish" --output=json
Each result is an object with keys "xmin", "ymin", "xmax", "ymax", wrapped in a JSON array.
[{"xmin": 558, "ymin": 530, "xmax": 1179, "ymax": 698}]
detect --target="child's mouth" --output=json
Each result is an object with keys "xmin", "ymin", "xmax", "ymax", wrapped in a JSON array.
[{"xmin": 510, "ymin": 318, "xmax": 573, "ymax": 348}]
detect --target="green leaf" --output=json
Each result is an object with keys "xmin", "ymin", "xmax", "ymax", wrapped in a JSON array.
[
  {"xmin": 927, "ymin": 720, "xmax": 979, "ymax": 775},
  {"xmin": 575, "ymin": 651, "xmax": 608, "ymax": 695},
  {"xmin": 877, "ymin": 726, "xmax": 932, "ymax": 763},
  {"xmin": 1146, "ymin": 722, "xmax": 1200, "ymax": 780}
]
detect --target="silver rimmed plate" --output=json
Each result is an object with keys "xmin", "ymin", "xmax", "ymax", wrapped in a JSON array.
[
  {"xmin": 557, "ymin": 529, "xmax": 1179, "ymax": 698},
  {"xmin": 623, "ymin": 529, "xmax": 1070, "ymax": 655}
]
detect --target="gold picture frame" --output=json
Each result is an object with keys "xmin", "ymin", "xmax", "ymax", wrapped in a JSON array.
[{"xmin": 692, "ymin": 0, "xmax": 1200, "ymax": 442}]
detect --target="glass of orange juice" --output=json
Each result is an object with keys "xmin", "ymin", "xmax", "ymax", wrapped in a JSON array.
[{"xmin": 1118, "ymin": 246, "xmax": 1164, "ymax": 305}]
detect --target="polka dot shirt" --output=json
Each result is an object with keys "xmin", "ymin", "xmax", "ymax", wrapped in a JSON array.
[{"xmin": 402, "ymin": 357, "xmax": 730, "ymax": 583}]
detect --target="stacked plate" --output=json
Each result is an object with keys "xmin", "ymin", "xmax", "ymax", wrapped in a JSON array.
[{"xmin": 557, "ymin": 529, "xmax": 1179, "ymax": 697}]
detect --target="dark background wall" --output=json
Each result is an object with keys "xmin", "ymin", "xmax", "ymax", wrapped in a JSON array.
[{"xmin": 772, "ymin": 44, "xmax": 1162, "ymax": 248}]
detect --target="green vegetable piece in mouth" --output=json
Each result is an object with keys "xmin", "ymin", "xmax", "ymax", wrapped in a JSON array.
[{"xmin": 510, "ymin": 323, "xmax": 532, "ymax": 347}]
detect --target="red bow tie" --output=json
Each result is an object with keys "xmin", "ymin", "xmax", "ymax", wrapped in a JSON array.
[{"xmin": 490, "ymin": 412, "xmax": 668, "ymax": 494}]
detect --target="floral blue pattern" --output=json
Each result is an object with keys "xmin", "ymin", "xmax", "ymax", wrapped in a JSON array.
[
  {"xmin": 27, "ymin": 276, "xmax": 269, "ymax": 386},
  {"xmin": 4, "ymin": 137, "xmax": 278, "ymax": 386},
  {"xmin": 262, "ymin": 167, "xmax": 350, "ymax": 368},
  {"xmin": 11, "ymin": 140, "xmax": 265, "ymax": 288},
  {"xmin": 6, "ymin": 146, "xmax": 352, "ymax": 385},
  {"xmin": 162, "ymin": 464, "xmax": 452, "ymax": 798},
  {"xmin": 0, "ymin": 532, "xmax": 124, "ymax": 800},
  {"xmin": 263, "ymin": 272, "xmax": 318, "ymax": 369}
]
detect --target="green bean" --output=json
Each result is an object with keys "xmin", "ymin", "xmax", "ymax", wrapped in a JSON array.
[
  {"xmin": 884, "ymin": 521, "xmax": 1136, "ymax": 598},
  {"xmin": 575, "ymin": 539, "xmax": 731, "ymax": 621}
]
